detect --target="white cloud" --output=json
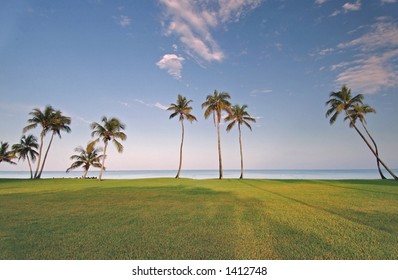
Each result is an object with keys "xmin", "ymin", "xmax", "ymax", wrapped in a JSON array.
[
  {"xmin": 159, "ymin": 0, "xmax": 262, "ymax": 62},
  {"xmin": 342, "ymin": 1, "xmax": 361, "ymax": 12},
  {"xmin": 156, "ymin": 54, "xmax": 185, "ymax": 80},
  {"xmin": 115, "ymin": 15, "xmax": 131, "ymax": 27},
  {"xmin": 330, "ymin": 10, "xmax": 341, "ymax": 17}
]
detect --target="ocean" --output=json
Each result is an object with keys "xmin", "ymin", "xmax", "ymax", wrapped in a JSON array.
[{"xmin": 1, "ymin": 169, "xmax": 397, "ymax": 180}]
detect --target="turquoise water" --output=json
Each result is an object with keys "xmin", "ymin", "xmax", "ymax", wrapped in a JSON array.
[{"xmin": 1, "ymin": 169, "xmax": 397, "ymax": 179}]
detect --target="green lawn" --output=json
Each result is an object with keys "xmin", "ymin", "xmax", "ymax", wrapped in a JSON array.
[{"xmin": 0, "ymin": 178, "xmax": 397, "ymax": 260}]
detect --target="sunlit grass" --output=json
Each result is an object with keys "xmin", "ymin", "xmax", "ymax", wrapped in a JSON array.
[{"xmin": 0, "ymin": 178, "xmax": 397, "ymax": 259}]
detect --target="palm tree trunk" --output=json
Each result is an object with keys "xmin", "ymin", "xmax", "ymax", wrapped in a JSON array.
[
  {"xmin": 37, "ymin": 132, "xmax": 55, "ymax": 179},
  {"xmin": 176, "ymin": 120, "xmax": 184, "ymax": 179},
  {"xmin": 27, "ymin": 156, "xmax": 33, "ymax": 179},
  {"xmin": 34, "ymin": 131, "xmax": 45, "ymax": 178},
  {"xmin": 238, "ymin": 124, "xmax": 244, "ymax": 179},
  {"xmin": 217, "ymin": 117, "xmax": 223, "ymax": 179},
  {"xmin": 346, "ymin": 111, "xmax": 398, "ymax": 180},
  {"xmin": 360, "ymin": 120, "xmax": 386, "ymax": 179},
  {"xmin": 83, "ymin": 167, "xmax": 89, "ymax": 178},
  {"xmin": 99, "ymin": 142, "xmax": 108, "ymax": 181}
]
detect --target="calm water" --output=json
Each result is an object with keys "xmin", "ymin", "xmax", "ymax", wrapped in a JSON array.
[{"xmin": 0, "ymin": 169, "xmax": 397, "ymax": 180}]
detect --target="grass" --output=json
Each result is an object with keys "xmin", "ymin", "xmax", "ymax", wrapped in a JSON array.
[{"xmin": 0, "ymin": 178, "xmax": 397, "ymax": 260}]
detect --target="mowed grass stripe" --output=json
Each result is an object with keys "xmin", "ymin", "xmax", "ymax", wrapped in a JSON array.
[{"xmin": 0, "ymin": 178, "xmax": 397, "ymax": 259}]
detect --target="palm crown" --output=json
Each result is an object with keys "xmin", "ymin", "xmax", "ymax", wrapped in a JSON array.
[
  {"xmin": 325, "ymin": 84, "xmax": 364, "ymax": 125},
  {"xmin": 0, "ymin": 142, "xmax": 16, "ymax": 165},
  {"xmin": 67, "ymin": 143, "xmax": 103, "ymax": 177},
  {"xmin": 91, "ymin": 116, "xmax": 127, "ymax": 153},
  {"xmin": 345, "ymin": 104, "xmax": 376, "ymax": 127},
  {"xmin": 225, "ymin": 104, "xmax": 256, "ymax": 132},
  {"xmin": 168, "ymin": 94, "xmax": 197, "ymax": 122},
  {"xmin": 202, "ymin": 90, "xmax": 232, "ymax": 124}
]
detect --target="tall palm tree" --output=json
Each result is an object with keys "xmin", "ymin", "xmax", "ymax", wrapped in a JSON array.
[
  {"xmin": 23, "ymin": 105, "xmax": 55, "ymax": 178},
  {"xmin": 37, "ymin": 110, "xmax": 71, "ymax": 178},
  {"xmin": 345, "ymin": 104, "xmax": 386, "ymax": 179},
  {"xmin": 325, "ymin": 85, "xmax": 397, "ymax": 180},
  {"xmin": 12, "ymin": 135, "xmax": 39, "ymax": 179},
  {"xmin": 90, "ymin": 116, "xmax": 127, "ymax": 180},
  {"xmin": 168, "ymin": 94, "xmax": 197, "ymax": 178},
  {"xmin": 0, "ymin": 142, "xmax": 16, "ymax": 165},
  {"xmin": 66, "ymin": 143, "xmax": 103, "ymax": 178},
  {"xmin": 202, "ymin": 90, "xmax": 232, "ymax": 179},
  {"xmin": 225, "ymin": 104, "xmax": 256, "ymax": 179}
]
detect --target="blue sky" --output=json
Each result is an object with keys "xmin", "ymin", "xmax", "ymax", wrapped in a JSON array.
[{"xmin": 1, "ymin": 0, "xmax": 397, "ymax": 172}]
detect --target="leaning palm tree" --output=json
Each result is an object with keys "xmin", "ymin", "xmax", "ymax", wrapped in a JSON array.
[
  {"xmin": 23, "ymin": 105, "xmax": 55, "ymax": 178},
  {"xmin": 12, "ymin": 135, "xmax": 39, "ymax": 179},
  {"xmin": 36, "ymin": 110, "xmax": 71, "ymax": 178},
  {"xmin": 202, "ymin": 90, "xmax": 232, "ymax": 179},
  {"xmin": 168, "ymin": 94, "xmax": 197, "ymax": 178},
  {"xmin": 0, "ymin": 142, "xmax": 16, "ymax": 165},
  {"xmin": 66, "ymin": 143, "xmax": 103, "ymax": 178},
  {"xmin": 90, "ymin": 116, "xmax": 127, "ymax": 180},
  {"xmin": 225, "ymin": 104, "xmax": 256, "ymax": 179},
  {"xmin": 325, "ymin": 85, "xmax": 397, "ymax": 180},
  {"xmin": 345, "ymin": 104, "xmax": 386, "ymax": 179}
]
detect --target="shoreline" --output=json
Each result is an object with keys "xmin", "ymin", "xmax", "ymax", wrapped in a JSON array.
[{"xmin": 1, "ymin": 169, "xmax": 398, "ymax": 180}]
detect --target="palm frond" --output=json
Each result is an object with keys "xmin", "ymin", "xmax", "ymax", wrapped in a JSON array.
[{"xmin": 113, "ymin": 139, "xmax": 124, "ymax": 153}]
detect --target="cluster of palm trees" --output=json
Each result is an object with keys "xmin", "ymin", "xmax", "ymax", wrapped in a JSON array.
[
  {"xmin": 169, "ymin": 90, "xmax": 256, "ymax": 179},
  {"xmin": 64, "ymin": 117, "xmax": 127, "ymax": 181},
  {"xmin": 0, "ymin": 106, "xmax": 71, "ymax": 179},
  {"xmin": 0, "ymin": 107, "xmax": 127, "ymax": 181},
  {"xmin": 325, "ymin": 85, "xmax": 397, "ymax": 180},
  {"xmin": 1, "ymin": 85, "xmax": 396, "ymax": 181}
]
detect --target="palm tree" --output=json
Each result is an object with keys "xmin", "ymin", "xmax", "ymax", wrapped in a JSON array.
[
  {"xmin": 90, "ymin": 116, "xmax": 127, "ymax": 180},
  {"xmin": 202, "ymin": 90, "xmax": 232, "ymax": 179},
  {"xmin": 66, "ymin": 143, "xmax": 103, "ymax": 178},
  {"xmin": 325, "ymin": 85, "xmax": 397, "ymax": 180},
  {"xmin": 168, "ymin": 94, "xmax": 197, "ymax": 178},
  {"xmin": 0, "ymin": 142, "xmax": 16, "ymax": 165},
  {"xmin": 225, "ymin": 104, "xmax": 256, "ymax": 179},
  {"xmin": 36, "ymin": 110, "xmax": 71, "ymax": 178},
  {"xmin": 12, "ymin": 135, "xmax": 39, "ymax": 179},
  {"xmin": 345, "ymin": 104, "xmax": 386, "ymax": 179}
]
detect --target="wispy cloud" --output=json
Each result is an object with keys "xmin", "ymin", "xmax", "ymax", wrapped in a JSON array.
[
  {"xmin": 315, "ymin": 0, "xmax": 327, "ymax": 5},
  {"xmin": 219, "ymin": 0, "xmax": 262, "ymax": 23},
  {"xmin": 250, "ymin": 88, "xmax": 273, "ymax": 96},
  {"xmin": 330, "ymin": 10, "xmax": 341, "ymax": 17},
  {"xmin": 335, "ymin": 50, "xmax": 398, "ymax": 94},
  {"xmin": 337, "ymin": 20, "xmax": 398, "ymax": 51},
  {"xmin": 115, "ymin": 15, "xmax": 131, "ymax": 27},
  {"xmin": 154, "ymin": 102, "xmax": 168, "ymax": 111},
  {"xmin": 332, "ymin": 18, "xmax": 398, "ymax": 94},
  {"xmin": 329, "ymin": 0, "xmax": 361, "ymax": 16},
  {"xmin": 342, "ymin": 1, "xmax": 362, "ymax": 12},
  {"xmin": 156, "ymin": 54, "xmax": 185, "ymax": 80},
  {"xmin": 159, "ymin": 0, "xmax": 262, "ymax": 63},
  {"xmin": 381, "ymin": 0, "xmax": 397, "ymax": 4},
  {"xmin": 135, "ymin": 99, "xmax": 168, "ymax": 111}
]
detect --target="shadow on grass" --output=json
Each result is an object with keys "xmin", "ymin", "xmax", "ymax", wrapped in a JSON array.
[{"xmin": 238, "ymin": 180, "xmax": 398, "ymax": 235}]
